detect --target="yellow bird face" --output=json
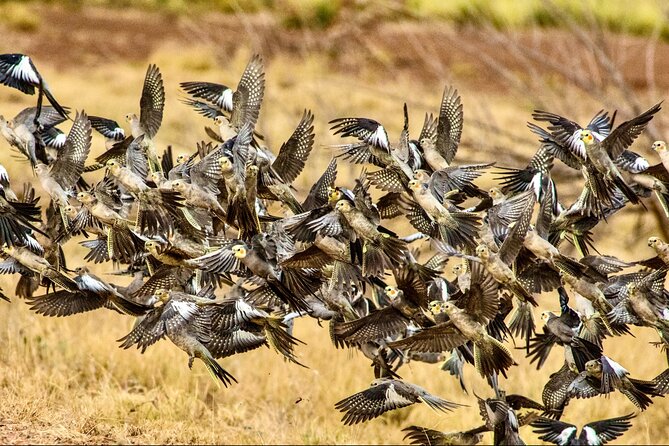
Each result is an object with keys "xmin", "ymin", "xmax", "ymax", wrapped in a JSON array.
[
  {"xmin": 328, "ymin": 188, "xmax": 342, "ymax": 203},
  {"xmin": 124, "ymin": 113, "xmax": 136, "ymax": 123},
  {"xmin": 384, "ymin": 286, "xmax": 400, "ymax": 299},
  {"xmin": 408, "ymin": 179, "xmax": 421, "ymax": 191},
  {"xmin": 428, "ymin": 300, "xmax": 442, "ymax": 313},
  {"xmin": 176, "ymin": 154, "xmax": 187, "ymax": 164},
  {"xmin": 145, "ymin": 241, "xmax": 157, "ymax": 251},
  {"xmin": 231, "ymin": 244, "xmax": 247, "ymax": 258},
  {"xmin": 648, "ymin": 236, "xmax": 660, "ymax": 247},
  {"xmin": 213, "ymin": 116, "xmax": 225, "ymax": 126},
  {"xmin": 218, "ymin": 157, "xmax": 232, "ymax": 170},
  {"xmin": 475, "ymin": 244, "xmax": 488, "ymax": 256},
  {"xmin": 154, "ymin": 289, "xmax": 170, "ymax": 302},
  {"xmin": 652, "ymin": 141, "xmax": 667, "ymax": 153},
  {"xmin": 335, "ymin": 200, "xmax": 351, "ymax": 212},
  {"xmin": 580, "ymin": 130, "xmax": 595, "ymax": 145},
  {"xmin": 540, "ymin": 311, "xmax": 551, "ymax": 322}
]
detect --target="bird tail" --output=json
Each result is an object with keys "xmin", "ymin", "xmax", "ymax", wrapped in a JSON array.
[
  {"xmin": 43, "ymin": 87, "xmax": 69, "ymax": 119},
  {"xmin": 197, "ymin": 350, "xmax": 238, "ymax": 388},
  {"xmin": 508, "ymin": 299, "xmax": 535, "ymax": 353},
  {"xmin": 263, "ymin": 317, "xmax": 307, "ymax": 367},
  {"xmin": 268, "ymin": 279, "xmax": 311, "ymax": 313},
  {"xmin": 474, "ymin": 335, "xmax": 516, "ymax": 378},
  {"xmin": 612, "ymin": 173, "xmax": 641, "ymax": 205},
  {"xmin": 622, "ymin": 378, "xmax": 660, "ymax": 410}
]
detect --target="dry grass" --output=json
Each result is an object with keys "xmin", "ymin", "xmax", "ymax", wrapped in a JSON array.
[{"xmin": 0, "ymin": 18, "xmax": 668, "ymax": 445}]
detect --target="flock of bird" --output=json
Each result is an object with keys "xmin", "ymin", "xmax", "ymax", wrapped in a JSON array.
[{"xmin": 1, "ymin": 51, "xmax": 669, "ymax": 444}]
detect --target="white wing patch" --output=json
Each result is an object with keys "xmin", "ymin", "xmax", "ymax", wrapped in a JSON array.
[
  {"xmin": 220, "ymin": 88, "xmax": 234, "ymax": 112},
  {"xmin": 582, "ymin": 425, "xmax": 602, "ymax": 445},
  {"xmin": 171, "ymin": 300, "xmax": 198, "ymax": 320},
  {"xmin": 557, "ymin": 426, "xmax": 578, "ymax": 446},
  {"xmin": 12, "ymin": 55, "xmax": 40, "ymax": 85},
  {"xmin": 371, "ymin": 125, "xmax": 389, "ymax": 151},
  {"xmin": 385, "ymin": 383, "xmax": 414, "ymax": 406},
  {"xmin": 78, "ymin": 274, "xmax": 110, "ymax": 293}
]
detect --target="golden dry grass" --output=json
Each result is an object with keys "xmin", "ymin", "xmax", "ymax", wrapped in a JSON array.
[{"xmin": 0, "ymin": 19, "xmax": 668, "ymax": 445}]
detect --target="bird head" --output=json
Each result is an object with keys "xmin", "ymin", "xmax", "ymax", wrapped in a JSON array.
[
  {"xmin": 218, "ymin": 156, "xmax": 233, "ymax": 171},
  {"xmin": 124, "ymin": 113, "xmax": 137, "ymax": 123},
  {"xmin": 648, "ymin": 236, "xmax": 662, "ymax": 247},
  {"xmin": 1, "ymin": 243, "xmax": 14, "ymax": 254},
  {"xmin": 34, "ymin": 164, "xmax": 47, "ymax": 175},
  {"xmin": 652, "ymin": 141, "xmax": 667, "ymax": 153},
  {"xmin": 418, "ymin": 137, "xmax": 434, "ymax": 149},
  {"xmin": 154, "ymin": 288, "xmax": 170, "ymax": 304},
  {"xmin": 335, "ymin": 200, "xmax": 351, "ymax": 212},
  {"xmin": 214, "ymin": 116, "xmax": 228, "ymax": 126},
  {"xmin": 328, "ymin": 187, "xmax": 342, "ymax": 203},
  {"xmin": 231, "ymin": 244, "xmax": 248, "ymax": 259},
  {"xmin": 247, "ymin": 164, "xmax": 259, "ymax": 177},
  {"xmin": 106, "ymin": 159, "xmax": 121, "ymax": 174},
  {"xmin": 428, "ymin": 300, "xmax": 444, "ymax": 314},
  {"xmin": 452, "ymin": 263, "xmax": 462, "ymax": 274},
  {"xmin": 585, "ymin": 359, "xmax": 601, "ymax": 373},
  {"xmin": 77, "ymin": 191, "xmax": 93, "ymax": 203},
  {"xmin": 440, "ymin": 301, "xmax": 456, "ymax": 314},
  {"xmin": 489, "ymin": 187, "xmax": 504, "ymax": 200},
  {"xmin": 171, "ymin": 180, "xmax": 186, "ymax": 192},
  {"xmin": 408, "ymin": 179, "xmax": 422, "ymax": 192},
  {"xmin": 74, "ymin": 266, "xmax": 89, "ymax": 276},
  {"xmin": 175, "ymin": 154, "xmax": 188, "ymax": 164},
  {"xmin": 412, "ymin": 169, "xmax": 430, "ymax": 182},
  {"xmin": 384, "ymin": 285, "xmax": 400, "ymax": 299},
  {"xmin": 149, "ymin": 171, "xmax": 164, "ymax": 183},
  {"xmin": 579, "ymin": 130, "xmax": 595, "ymax": 146},
  {"xmin": 540, "ymin": 311, "xmax": 553, "ymax": 322},
  {"xmin": 626, "ymin": 282, "xmax": 638, "ymax": 293},
  {"xmin": 63, "ymin": 205, "xmax": 78, "ymax": 218},
  {"xmin": 475, "ymin": 244, "xmax": 489, "ymax": 257},
  {"xmin": 144, "ymin": 240, "xmax": 160, "ymax": 252}
]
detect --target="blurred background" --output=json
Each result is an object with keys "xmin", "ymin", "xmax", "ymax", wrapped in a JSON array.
[{"xmin": 0, "ymin": 0, "xmax": 668, "ymax": 443}]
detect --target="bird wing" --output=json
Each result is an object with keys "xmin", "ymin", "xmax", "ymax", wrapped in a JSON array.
[
  {"xmin": 272, "ymin": 109, "xmax": 314, "ymax": 185},
  {"xmin": 603, "ymin": 102, "xmax": 662, "ymax": 160},
  {"xmin": 302, "ymin": 158, "xmax": 337, "ymax": 210},
  {"xmin": 334, "ymin": 380, "xmax": 417, "ymax": 425},
  {"xmin": 582, "ymin": 413, "xmax": 635, "ymax": 444},
  {"xmin": 179, "ymin": 81, "xmax": 232, "ymax": 111},
  {"xmin": 456, "ymin": 261, "xmax": 499, "ymax": 324},
  {"xmin": 139, "ymin": 64, "xmax": 165, "ymax": 139},
  {"xmin": 50, "ymin": 111, "xmax": 92, "ymax": 189},
  {"xmin": 88, "ymin": 115, "xmax": 125, "ymax": 140},
  {"xmin": 333, "ymin": 306, "xmax": 409, "ymax": 343},
  {"xmin": 117, "ymin": 306, "xmax": 167, "ymax": 352},
  {"xmin": 436, "ymin": 85, "xmax": 463, "ymax": 164},
  {"xmin": 388, "ymin": 322, "xmax": 468, "ymax": 352},
  {"xmin": 530, "ymin": 417, "xmax": 577, "ymax": 445},
  {"xmin": 0, "ymin": 53, "xmax": 38, "ymax": 94},
  {"xmin": 26, "ymin": 289, "xmax": 107, "ymax": 317},
  {"xmin": 329, "ymin": 117, "xmax": 390, "ymax": 152},
  {"xmin": 229, "ymin": 55, "xmax": 265, "ymax": 130}
]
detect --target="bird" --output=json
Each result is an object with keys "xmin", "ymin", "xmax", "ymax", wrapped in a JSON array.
[
  {"xmin": 334, "ymin": 378, "xmax": 463, "ymax": 425},
  {"xmin": 0, "ymin": 53, "xmax": 69, "ymax": 122},
  {"xmin": 531, "ymin": 413, "xmax": 636, "ymax": 445}
]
